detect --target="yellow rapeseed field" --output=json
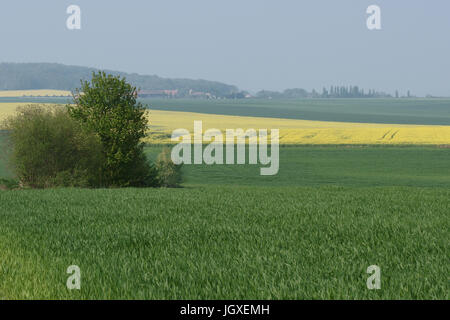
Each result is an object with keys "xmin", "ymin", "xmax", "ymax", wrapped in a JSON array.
[
  {"xmin": 0, "ymin": 103, "xmax": 65, "ymax": 123},
  {"xmin": 0, "ymin": 90, "xmax": 71, "ymax": 97},
  {"xmin": 145, "ymin": 109, "xmax": 450, "ymax": 145},
  {"xmin": 1, "ymin": 103, "xmax": 449, "ymax": 144},
  {"xmin": 0, "ymin": 103, "xmax": 28, "ymax": 122}
]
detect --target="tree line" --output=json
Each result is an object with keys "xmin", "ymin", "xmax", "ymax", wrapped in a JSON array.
[
  {"xmin": 255, "ymin": 86, "xmax": 403, "ymax": 99},
  {"xmin": 0, "ymin": 63, "xmax": 239, "ymax": 98}
]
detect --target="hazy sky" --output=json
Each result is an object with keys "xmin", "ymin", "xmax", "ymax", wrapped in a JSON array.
[{"xmin": 0, "ymin": 0, "xmax": 449, "ymax": 96}]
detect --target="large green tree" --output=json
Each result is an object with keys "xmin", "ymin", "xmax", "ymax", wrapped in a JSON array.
[{"xmin": 68, "ymin": 72, "xmax": 154, "ymax": 187}]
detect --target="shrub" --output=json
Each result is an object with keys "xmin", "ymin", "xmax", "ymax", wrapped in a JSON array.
[
  {"xmin": 155, "ymin": 147, "xmax": 183, "ymax": 187},
  {"xmin": 68, "ymin": 72, "xmax": 156, "ymax": 187},
  {"xmin": 3, "ymin": 105, "xmax": 104, "ymax": 188},
  {"xmin": 0, "ymin": 178, "xmax": 19, "ymax": 190}
]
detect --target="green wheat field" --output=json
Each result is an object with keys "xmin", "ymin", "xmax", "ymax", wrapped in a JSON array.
[{"xmin": 0, "ymin": 142, "xmax": 449, "ymax": 299}]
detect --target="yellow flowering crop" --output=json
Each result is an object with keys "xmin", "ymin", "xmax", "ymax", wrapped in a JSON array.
[
  {"xmin": 145, "ymin": 110, "xmax": 450, "ymax": 145},
  {"xmin": 1, "ymin": 103, "xmax": 449, "ymax": 145},
  {"xmin": 0, "ymin": 90, "xmax": 71, "ymax": 98}
]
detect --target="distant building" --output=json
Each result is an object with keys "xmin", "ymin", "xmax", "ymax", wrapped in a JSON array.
[
  {"xmin": 189, "ymin": 89, "xmax": 213, "ymax": 99},
  {"xmin": 138, "ymin": 89, "xmax": 178, "ymax": 98}
]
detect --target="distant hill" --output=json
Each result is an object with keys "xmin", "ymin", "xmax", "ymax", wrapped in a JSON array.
[{"xmin": 0, "ymin": 63, "xmax": 239, "ymax": 98}]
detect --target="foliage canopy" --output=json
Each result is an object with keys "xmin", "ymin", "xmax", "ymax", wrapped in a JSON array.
[{"xmin": 69, "ymin": 72, "xmax": 155, "ymax": 187}]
